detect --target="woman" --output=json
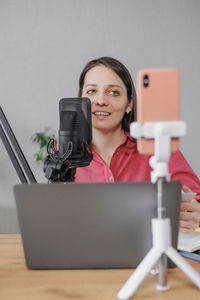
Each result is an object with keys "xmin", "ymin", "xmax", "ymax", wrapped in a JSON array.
[{"xmin": 75, "ymin": 56, "xmax": 200, "ymax": 233}]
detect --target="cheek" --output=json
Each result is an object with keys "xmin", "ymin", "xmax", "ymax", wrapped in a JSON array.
[
  {"xmin": 82, "ymin": 92, "xmax": 93, "ymax": 103},
  {"xmin": 111, "ymin": 101, "xmax": 128, "ymax": 114},
  {"xmin": 87, "ymin": 97, "xmax": 94, "ymax": 106}
]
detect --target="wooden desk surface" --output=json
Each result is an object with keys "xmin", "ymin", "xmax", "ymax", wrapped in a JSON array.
[{"xmin": 0, "ymin": 234, "xmax": 200, "ymax": 300}]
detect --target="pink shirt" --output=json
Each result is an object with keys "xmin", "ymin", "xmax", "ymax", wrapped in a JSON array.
[{"xmin": 75, "ymin": 133, "xmax": 200, "ymax": 197}]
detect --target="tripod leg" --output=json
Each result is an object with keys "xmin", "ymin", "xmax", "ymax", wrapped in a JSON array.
[
  {"xmin": 166, "ymin": 246, "xmax": 200, "ymax": 288},
  {"xmin": 117, "ymin": 247, "xmax": 162, "ymax": 300},
  {"xmin": 157, "ymin": 253, "xmax": 170, "ymax": 290}
]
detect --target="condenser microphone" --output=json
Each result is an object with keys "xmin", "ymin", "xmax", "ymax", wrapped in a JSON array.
[
  {"xmin": 59, "ymin": 97, "xmax": 92, "ymax": 157},
  {"xmin": 44, "ymin": 97, "xmax": 92, "ymax": 182}
]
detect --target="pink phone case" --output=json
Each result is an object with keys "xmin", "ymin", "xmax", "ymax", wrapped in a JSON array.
[{"xmin": 137, "ymin": 68, "xmax": 180, "ymax": 154}]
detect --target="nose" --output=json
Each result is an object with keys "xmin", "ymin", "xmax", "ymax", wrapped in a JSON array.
[{"xmin": 94, "ymin": 92, "xmax": 108, "ymax": 106}]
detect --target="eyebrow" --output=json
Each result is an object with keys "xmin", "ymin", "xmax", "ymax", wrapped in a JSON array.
[{"xmin": 85, "ymin": 84, "xmax": 124, "ymax": 90}]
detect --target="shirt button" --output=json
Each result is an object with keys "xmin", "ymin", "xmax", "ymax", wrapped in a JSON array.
[
  {"xmin": 109, "ymin": 176, "xmax": 113, "ymax": 182},
  {"xmin": 116, "ymin": 152, "xmax": 119, "ymax": 156}
]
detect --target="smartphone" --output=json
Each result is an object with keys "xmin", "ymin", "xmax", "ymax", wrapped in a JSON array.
[{"xmin": 137, "ymin": 68, "xmax": 180, "ymax": 154}]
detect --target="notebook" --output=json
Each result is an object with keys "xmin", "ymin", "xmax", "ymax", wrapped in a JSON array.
[
  {"xmin": 14, "ymin": 181, "xmax": 181, "ymax": 269},
  {"xmin": 178, "ymin": 232, "xmax": 200, "ymax": 252}
]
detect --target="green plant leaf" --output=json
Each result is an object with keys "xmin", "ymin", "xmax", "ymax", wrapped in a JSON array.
[{"xmin": 31, "ymin": 129, "xmax": 57, "ymax": 163}]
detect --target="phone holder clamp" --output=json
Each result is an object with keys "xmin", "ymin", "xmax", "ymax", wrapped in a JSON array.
[{"xmin": 130, "ymin": 121, "xmax": 187, "ymax": 183}]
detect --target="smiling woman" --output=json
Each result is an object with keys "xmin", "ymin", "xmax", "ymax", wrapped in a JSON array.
[
  {"xmin": 78, "ymin": 57, "xmax": 136, "ymax": 132},
  {"xmin": 82, "ymin": 66, "xmax": 132, "ymax": 136},
  {"xmin": 75, "ymin": 56, "xmax": 200, "ymax": 234}
]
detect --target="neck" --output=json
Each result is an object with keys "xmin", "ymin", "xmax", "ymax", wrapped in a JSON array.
[{"xmin": 91, "ymin": 128, "xmax": 126, "ymax": 165}]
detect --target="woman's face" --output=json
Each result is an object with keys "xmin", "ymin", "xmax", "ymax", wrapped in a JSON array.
[{"xmin": 81, "ymin": 66, "xmax": 132, "ymax": 133}]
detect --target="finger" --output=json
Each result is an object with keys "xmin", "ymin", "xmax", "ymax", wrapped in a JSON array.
[
  {"xmin": 187, "ymin": 200, "xmax": 200, "ymax": 212},
  {"xmin": 180, "ymin": 200, "xmax": 200, "ymax": 213},
  {"xmin": 180, "ymin": 201, "xmax": 196, "ymax": 212},
  {"xmin": 179, "ymin": 227, "xmax": 195, "ymax": 234},
  {"xmin": 182, "ymin": 185, "xmax": 192, "ymax": 193},
  {"xmin": 179, "ymin": 211, "xmax": 200, "ymax": 227},
  {"xmin": 179, "ymin": 219, "xmax": 198, "ymax": 230},
  {"xmin": 180, "ymin": 202, "xmax": 190, "ymax": 211},
  {"xmin": 179, "ymin": 220, "xmax": 198, "ymax": 232}
]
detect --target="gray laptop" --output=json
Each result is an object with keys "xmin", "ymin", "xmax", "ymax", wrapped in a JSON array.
[{"xmin": 14, "ymin": 181, "xmax": 181, "ymax": 269}]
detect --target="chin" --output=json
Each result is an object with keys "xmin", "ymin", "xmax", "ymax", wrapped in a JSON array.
[{"xmin": 93, "ymin": 124, "xmax": 121, "ymax": 133}]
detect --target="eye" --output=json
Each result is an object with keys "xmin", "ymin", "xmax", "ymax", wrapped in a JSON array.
[
  {"xmin": 87, "ymin": 89, "xmax": 96, "ymax": 94},
  {"xmin": 109, "ymin": 90, "xmax": 120, "ymax": 96}
]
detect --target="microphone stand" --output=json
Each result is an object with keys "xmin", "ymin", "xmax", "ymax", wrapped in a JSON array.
[
  {"xmin": 117, "ymin": 121, "xmax": 200, "ymax": 300},
  {"xmin": 43, "ymin": 140, "xmax": 93, "ymax": 182}
]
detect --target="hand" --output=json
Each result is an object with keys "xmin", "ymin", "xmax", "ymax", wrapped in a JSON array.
[{"xmin": 179, "ymin": 186, "xmax": 200, "ymax": 234}]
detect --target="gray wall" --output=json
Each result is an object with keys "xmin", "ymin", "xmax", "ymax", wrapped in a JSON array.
[{"xmin": 0, "ymin": 0, "xmax": 200, "ymax": 233}]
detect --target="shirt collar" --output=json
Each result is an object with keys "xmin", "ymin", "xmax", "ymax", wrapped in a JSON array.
[
  {"xmin": 90, "ymin": 131, "xmax": 136, "ymax": 154},
  {"xmin": 120, "ymin": 131, "xmax": 136, "ymax": 147}
]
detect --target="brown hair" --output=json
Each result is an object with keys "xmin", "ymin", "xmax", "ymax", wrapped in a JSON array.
[{"xmin": 78, "ymin": 56, "xmax": 136, "ymax": 132}]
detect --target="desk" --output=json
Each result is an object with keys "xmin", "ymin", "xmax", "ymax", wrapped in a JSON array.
[{"xmin": 0, "ymin": 235, "xmax": 200, "ymax": 300}]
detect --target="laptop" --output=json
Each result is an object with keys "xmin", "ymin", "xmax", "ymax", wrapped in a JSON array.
[{"xmin": 14, "ymin": 181, "xmax": 181, "ymax": 269}]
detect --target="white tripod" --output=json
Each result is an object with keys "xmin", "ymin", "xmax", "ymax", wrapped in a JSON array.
[{"xmin": 117, "ymin": 121, "xmax": 200, "ymax": 300}]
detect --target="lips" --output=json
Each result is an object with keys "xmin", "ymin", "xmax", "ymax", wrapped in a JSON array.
[
  {"xmin": 92, "ymin": 111, "xmax": 111, "ymax": 120},
  {"xmin": 93, "ymin": 111, "xmax": 111, "ymax": 116}
]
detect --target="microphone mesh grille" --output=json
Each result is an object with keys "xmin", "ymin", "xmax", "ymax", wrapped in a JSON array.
[{"xmin": 60, "ymin": 111, "xmax": 79, "ymax": 131}]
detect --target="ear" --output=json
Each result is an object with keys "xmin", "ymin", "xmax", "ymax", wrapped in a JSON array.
[{"xmin": 126, "ymin": 99, "xmax": 133, "ymax": 114}]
